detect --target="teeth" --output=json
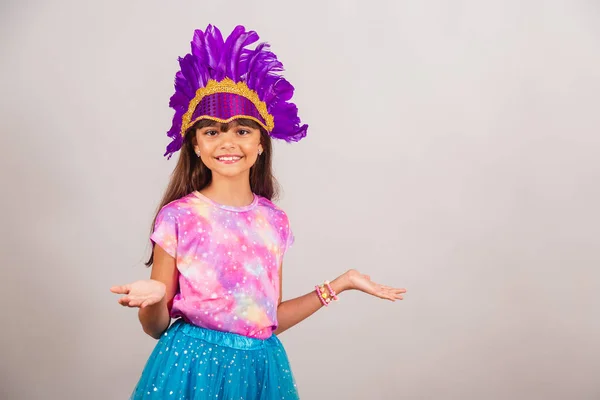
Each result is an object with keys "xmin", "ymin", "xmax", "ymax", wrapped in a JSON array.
[{"xmin": 218, "ymin": 156, "xmax": 241, "ymax": 161}]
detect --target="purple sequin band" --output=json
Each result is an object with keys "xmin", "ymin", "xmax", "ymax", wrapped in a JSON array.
[{"xmin": 190, "ymin": 92, "xmax": 267, "ymax": 130}]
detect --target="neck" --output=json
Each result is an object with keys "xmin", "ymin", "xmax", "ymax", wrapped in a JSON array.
[{"xmin": 200, "ymin": 172, "xmax": 254, "ymax": 207}]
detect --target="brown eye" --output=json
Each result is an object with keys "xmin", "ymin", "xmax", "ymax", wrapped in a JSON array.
[
  {"xmin": 238, "ymin": 129, "xmax": 250, "ymax": 136},
  {"xmin": 204, "ymin": 130, "xmax": 218, "ymax": 137}
]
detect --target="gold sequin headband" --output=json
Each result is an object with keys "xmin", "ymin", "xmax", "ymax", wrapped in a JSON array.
[{"xmin": 180, "ymin": 78, "xmax": 275, "ymax": 136}]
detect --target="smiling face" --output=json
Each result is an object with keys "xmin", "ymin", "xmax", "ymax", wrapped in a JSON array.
[{"xmin": 192, "ymin": 119, "xmax": 264, "ymax": 179}]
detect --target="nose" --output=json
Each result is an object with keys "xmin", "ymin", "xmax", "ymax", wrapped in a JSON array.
[{"xmin": 218, "ymin": 130, "xmax": 237, "ymax": 149}]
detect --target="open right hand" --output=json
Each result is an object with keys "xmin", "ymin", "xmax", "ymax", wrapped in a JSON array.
[{"xmin": 110, "ymin": 279, "xmax": 166, "ymax": 309}]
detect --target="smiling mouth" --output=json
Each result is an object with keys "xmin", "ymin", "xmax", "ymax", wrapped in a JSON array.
[{"xmin": 215, "ymin": 156, "xmax": 243, "ymax": 163}]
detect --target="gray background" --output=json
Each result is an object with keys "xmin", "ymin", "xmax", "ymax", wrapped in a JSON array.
[{"xmin": 1, "ymin": 0, "xmax": 599, "ymax": 399}]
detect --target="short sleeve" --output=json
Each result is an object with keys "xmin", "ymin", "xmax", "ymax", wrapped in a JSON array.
[
  {"xmin": 284, "ymin": 218, "xmax": 295, "ymax": 253},
  {"xmin": 150, "ymin": 206, "xmax": 178, "ymax": 258}
]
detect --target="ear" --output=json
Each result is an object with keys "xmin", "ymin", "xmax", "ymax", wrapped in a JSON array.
[{"xmin": 258, "ymin": 144, "xmax": 263, "ymax": 154}]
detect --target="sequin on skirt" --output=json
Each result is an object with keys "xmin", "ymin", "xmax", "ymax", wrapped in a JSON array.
[{"xmin": 130, "ymin": 319, "xmax": 299, "ymax": 399}]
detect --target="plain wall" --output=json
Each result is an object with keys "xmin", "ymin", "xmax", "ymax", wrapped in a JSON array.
[{"xmin": 1, "ymin": 0, "xmax": 599, "ymax": 399}]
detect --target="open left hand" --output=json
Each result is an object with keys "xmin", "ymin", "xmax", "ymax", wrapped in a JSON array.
[{"xmin": 345, "ymin": 269, "xmax": 406, "ymax": 301}]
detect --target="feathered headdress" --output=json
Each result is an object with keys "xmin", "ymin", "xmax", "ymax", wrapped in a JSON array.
[{"xmin": 164, "ymin": 25, "xmax": 308, "ymax": 158}]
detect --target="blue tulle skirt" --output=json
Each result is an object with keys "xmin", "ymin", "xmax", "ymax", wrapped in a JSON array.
[{"xmin": 130, "ymin": 319, "xmax": 299, "ymax": 399}]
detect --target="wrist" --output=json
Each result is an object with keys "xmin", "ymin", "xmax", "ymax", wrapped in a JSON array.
[
  {"xmin": 139, "ymin": 297, "xmax": 170, "ymax": 339},
  {"xmin": 330, "ymin": 273, "xmax": 351, "ymax": 294}
]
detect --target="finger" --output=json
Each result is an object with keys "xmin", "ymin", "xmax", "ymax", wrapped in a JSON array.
[
  {"xmin": 111, "ymin": 285, "xmax": 126, "ymax": 294},
  {"xmin": 110, "ymin": 285, "xmax": 130, "ymax": 294},
  {"xmin": 386, "ymin": 290, "xmax": 405, "ymax": 299},
  {"xmin": 381, "ymin": 286, "xmax": 406, "ymax": 294},
  {"xmin": 381, "ymin": 285, "xmax": 406, "ymax": 292},
  {"xmin": 127, "ymin": 298, "xmax": 144, "ymax": 308},
  {"xmin": 119, "ymin": 296, "xmax": 143, "ymax": 307},
  {"xmin": 389, "ymin": 290, "xmax": 404, "ymax": 300},
  {"xmin": 387, "ymin": 287, "xmax": 406, "ymax": 292},
  {"xmin": 376, "ymin": 291, "xmax": 395, "ymax": 302},
  {"xmin": 381, "ymin": 289, "xmax": 403, "ymax": 301}
]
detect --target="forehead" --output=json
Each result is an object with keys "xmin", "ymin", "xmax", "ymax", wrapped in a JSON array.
[
  {"xmin": 199, "ymin": 120, "xmax": 236, "ymax": 129},
  {"xmin": 198, "ymin": 118, "xmax": 260, "ymax": 131}
]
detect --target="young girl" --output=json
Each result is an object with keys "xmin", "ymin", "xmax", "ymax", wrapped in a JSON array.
[{"xmin": 111, "ymin": 25, "xmax": 406, "ymax": 399}]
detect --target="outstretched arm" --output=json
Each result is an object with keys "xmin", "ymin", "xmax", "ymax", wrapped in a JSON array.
[
  {"xmin": 273, "ymin": 267, "xmax": 406, "ymax": 335},
  {"xmin": 110, "ymin": 245, "xmax": 179, "ymax": 339}
]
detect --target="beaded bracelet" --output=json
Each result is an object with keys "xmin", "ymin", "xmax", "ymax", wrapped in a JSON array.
[
  {"xmin": 324, "ymin": 280, "xmax": 339, "ymax": 301},
  {"xmin": 315, "ymin": 280, "xmax": 339, "ymax": 306},
  {"xmin": 315, "ymin": 285, "xmax": 328, "ymax": 306}
]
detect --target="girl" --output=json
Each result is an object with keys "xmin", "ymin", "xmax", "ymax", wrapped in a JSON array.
[{"xmin": 111, "ymin": 25, "xmax": 406, "ymax": 400}]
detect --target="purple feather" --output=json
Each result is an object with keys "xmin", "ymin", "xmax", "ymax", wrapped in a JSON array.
[
  {"xmin": 179, "ymin": 55, "xmax": 201, "ymax": 94},
  {"xmin": 225, "ymin": 26, "xmax": 259, "ymax": 80},
  {"xmin": 191, "ymin": 29, "xmax": 207, "ymax": 62},
  {"xmin": 171, "ymin": 71, "xmax": 192, "ymax": 105},
  {"xmin": 204, "ymin": 25, "xmax": 225, "ymax": 80},
  {"xmin": 269, "ymin": 79, "xmax": 294, "ymax": 103}
]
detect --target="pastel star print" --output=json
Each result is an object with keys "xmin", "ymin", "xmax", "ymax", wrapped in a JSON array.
[{"xmin": 150, "ymin": 191, "xmax": 294, "ymax": 339}]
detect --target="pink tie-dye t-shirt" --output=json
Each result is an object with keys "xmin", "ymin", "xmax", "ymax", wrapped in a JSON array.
[{"xmin": 150, "ymin": 191, "xmax": 294, "ymax": 339}]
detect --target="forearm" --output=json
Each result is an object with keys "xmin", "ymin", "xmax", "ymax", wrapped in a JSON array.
[
  {"xmin": 274, "ymin": 275, "xmax": 349, "ymax": 335},
  {"xmin": 138, "ymin": 298, "xmax": 171, "ymax": 339}
]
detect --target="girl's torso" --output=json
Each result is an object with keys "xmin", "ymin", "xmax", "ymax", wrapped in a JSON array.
[{"xmin": 151, "ymin": 191, "xmax": 293, "ymax": 339}]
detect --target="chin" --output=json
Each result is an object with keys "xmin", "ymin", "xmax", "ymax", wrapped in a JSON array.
[
  {"xmin": 210, "ymin": 165, "xmax": 252, "ymax": 178},
  {"xmin": 218, "ymin": 170, "xmax": 248, "ymax": 178}
]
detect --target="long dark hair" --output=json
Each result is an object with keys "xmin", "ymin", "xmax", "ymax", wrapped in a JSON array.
[{"xmin": 146, "ymin": 118, "xmax": 279, "ymax": 266}]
